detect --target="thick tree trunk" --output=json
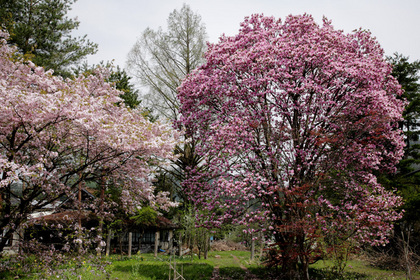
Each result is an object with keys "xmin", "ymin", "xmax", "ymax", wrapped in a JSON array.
[{"xmin": 276, "ymin": 232, "xmax": 300, "ymax": 279}]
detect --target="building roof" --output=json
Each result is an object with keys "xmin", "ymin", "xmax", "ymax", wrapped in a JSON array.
[
  {"xmin": 30, "ymin": 210, "xmax": 96, "ymax": 226},
  {"xmin": 154, "ymin": 216, "xmax": 180, "ymax": 230},
  {"xmin": 30, "ymin": 210, "xmax": 179, "ymax": 230}
]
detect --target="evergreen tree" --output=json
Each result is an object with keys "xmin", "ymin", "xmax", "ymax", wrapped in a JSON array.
[
  {"xmin": 0, "ymin": 0, "xmax": 97, "ymax": 77},
  {"xmin": 108, "ymin": 66, "xmax": 141, "ymax": 110},
  {"xmin": 370, "ymin": 53, "xmax": 420, "ymax": 278},
  {"xmin": 389, "ymin": 54, "xmax": 420, "ymax": 150},
  {"xmin": 74, "ymin": 62, "xmax": 142, "ymax": 110},
  {"xmin": 384, "ymin": 54, "xmax": 420, "ymax": 232}
]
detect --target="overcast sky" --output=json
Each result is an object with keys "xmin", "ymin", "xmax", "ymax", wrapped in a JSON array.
[{"xmin": 68, "ymin": 0, "xmax": 420, "ymax": 69}]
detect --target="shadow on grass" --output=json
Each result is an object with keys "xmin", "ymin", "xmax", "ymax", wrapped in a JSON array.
[
  {"xmin": 218, "ymin": 267, "xmax": 248, "ymax": 279},
  {"xmin": 110, "ymin": 257, "xmax": 370, "ymax": 280},
  {"xmin": 112, "ymin": 262, "xmax": 213, "ymax": 280},
  {"xmin": 309, "ymin": 267, "xmax": 368, "ymax": 280},
  {"xmin": 247, "ymin": 266, "xmax": 369, "ymax": 280}
]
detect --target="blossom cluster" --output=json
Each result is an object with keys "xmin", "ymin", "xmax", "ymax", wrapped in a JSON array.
[
  {"xmin": 178, "ymin": 14, "xmax": 405, "ymax": 250},
  {"xmin": 0, "ymin": 29, "xmax": 179, "ymax": 253}
]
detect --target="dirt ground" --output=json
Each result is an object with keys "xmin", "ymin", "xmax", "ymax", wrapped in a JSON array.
[{"xmin": 210, "ymin": 240, "xmax": 248, "ymax": 251}]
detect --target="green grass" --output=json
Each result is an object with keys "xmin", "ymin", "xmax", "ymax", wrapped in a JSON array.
[
  {"xmin": 109, "ymin": 255, "xmax": 213, "ymax": 280},
  {"xmin": 107, "ymin": 251, "xmax": 251, "ymax": 280},
  {"xmin": 107, "ymin": 251, "xmax": 420, "ymax": 280},
  {"xmin": 310, "ymin": 259, "xmax": 420, "ymax": 280},
  {"xmin": 2, "ymin": 251, "xmax": 420, "ymax": 279}
]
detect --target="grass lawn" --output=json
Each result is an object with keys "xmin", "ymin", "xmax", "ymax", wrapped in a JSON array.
[
  {"xmin": 310, "ymin": 259, "xmax": 420, "ymax": 280},
  {"xmin": 108, "ymin": 254, "xmax": 213, "ymax": 280},
  {"xmin": 107, "ymin": 251, "xmax": 251, "ymax": 280},
  {"xmin": 2, "ymin": 250, "xmax": 420, "ymax": 279},
  {"xmin": 107, "ymin": 251, "xmax": 420, "ymax": 280}
]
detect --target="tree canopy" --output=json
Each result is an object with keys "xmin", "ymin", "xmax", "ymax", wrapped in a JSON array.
[
  {"xmin": 127, "ymin": 4, "xmax": 208, "ymax": 211},
  {"xmin": 377, "ymin": 54, "xmax": 420, "ymax": 262},
  {"xmin": 127, "ymin": 3, "xmax": 207, "ymax": 120},
  {"xmin": 0, "ymin": 30, "xmax": 179, "ymax": 254},
  {"xmin": 0, "ymin": 0, "xmax": 97, "ymax": 77},
  {"xmin": 178, "ymin": 14, "xmax": 405, "ymax": 279}
]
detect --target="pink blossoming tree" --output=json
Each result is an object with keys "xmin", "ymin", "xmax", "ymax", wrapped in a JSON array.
[
  {"xmin": 0, "ymin": 30, "xmax": 179, "ymax": 255},
  {"xmin": 178, "ymin": 14, "xmax": 405, "ymax": 278}
]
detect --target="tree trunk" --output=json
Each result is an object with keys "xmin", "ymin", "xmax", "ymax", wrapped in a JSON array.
[
  {"xmin": 77, "ymin": 175, "xmax": 83, "ymax": 254},
  {"xmin": 119, "ymin": 231, "xmax": 126, "ymax": 259},
  {"xmin": 197, "ymin": 231, "xmax": 202, "ymax": 259},
  {"xmin": 259, "ymin": 231, "xmax": 265, "ymax": 259},
  {"xmin": 204, "ymin": 233, "xmax": 209, "ymax": 259},
  {"xmin": 188, "ymin": 233, "xmax": 193, "ymax": 260},
  {"xmin": 251, "ymin": 233, "xmax": 255, "ymax": 261},
  {"xmin": 402, "ymin": 229, "xmax": 413, "ymax": 280},
  {"xmin": 277, "ymin": 233, "xmax": 300, "ymax": 279},
  {"xmin": 97, "ymin": 173, "xmax": 106, "ymax": 256}
]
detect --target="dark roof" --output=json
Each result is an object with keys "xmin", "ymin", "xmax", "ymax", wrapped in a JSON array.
[
  {"xmin": 154, "ymin": 216, "xmax": 179, "ymax": 230},
  {"xmin": 31, "ymin": 210, "xmax": 97, "ymax": 225},
  {"xmin": 125, "ymin": 215, "xmax": 180, "ymax": 230},
  {"xmin": 31, "ymin": 210, "xmax": 179, "ymax": 230}
]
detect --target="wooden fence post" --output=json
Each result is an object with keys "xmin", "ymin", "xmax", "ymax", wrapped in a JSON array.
[
  {"xmin": 128, "ymin": 232, "xmax": 132, "ymax": 258},
  {"xmin": 154, "ymin": 231, "xmax": 160, "ymax": 257}
]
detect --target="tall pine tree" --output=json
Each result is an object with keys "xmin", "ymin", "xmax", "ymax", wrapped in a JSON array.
[
  {"xmin": 378, "ymin": 53, "xmax": 420, "ymax": 279},
  {"xmin": 385, "ymin": 53, "xmax": 420, "ymax": 205},
  {"xmin": 0, "ymin": 0, "xmax": 97, "ymax": 77},
  {"xmin": 377, "ymin": 54, "xmax": 420, "ymax": 267}
]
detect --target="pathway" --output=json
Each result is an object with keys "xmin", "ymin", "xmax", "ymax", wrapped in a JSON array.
[{"xmin": 210, "ymin": 255, "xmax": 261, "ymax": 280}]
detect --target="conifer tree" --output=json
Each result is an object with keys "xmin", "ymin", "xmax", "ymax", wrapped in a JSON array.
[
  {"xmin": 380, "ymin": 54, "xmax": 420, "ymax": 254},
  {"xmin": 0, "ymin": 0, "xmax": 97, "ymax": 77}
]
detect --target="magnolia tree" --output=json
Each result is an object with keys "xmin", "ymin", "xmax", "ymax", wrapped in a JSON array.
[
  {"xmin": 0, "ymin": 30, "xmax": 179, "ymax": 255},
  {"xmin": 178, "ymin": 14, "xmax": 405, "ymax": 278}
]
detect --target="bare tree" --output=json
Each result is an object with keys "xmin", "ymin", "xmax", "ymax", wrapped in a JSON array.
[{"xmin": 126, "ymin": 4, "xmax": 207, "ymax": 121}]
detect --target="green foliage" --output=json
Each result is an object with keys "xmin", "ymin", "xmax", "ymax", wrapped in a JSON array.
[
  {"xmin": 374, "ymin": 53, "xmax": 420, "ymax": 276},
  {"xmin": 0, "ymin": 0, "xmax": 97, "ymax": 77},
  {"xmin": 127, "ymin": 3, "xmax": 207, "ymax": 120},
  {"xmin": 130, "ymin": 206, "xmax": 158, "ymax": 227},
  {"xmin": 389, "ymin": 54, "xmax": 420, "ymax": 135},
  {"xmin": 108, "ymin": 66, "xmax": 141, "ymax": 110},
  {"xmin": 381, "ymin": 54, "xmax": 420, "ymax": 225}
]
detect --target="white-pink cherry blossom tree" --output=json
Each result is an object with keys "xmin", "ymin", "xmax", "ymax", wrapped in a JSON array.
[{"xmin": 0, "ymin": 30, "xmax": 179, "ymax": 254}]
